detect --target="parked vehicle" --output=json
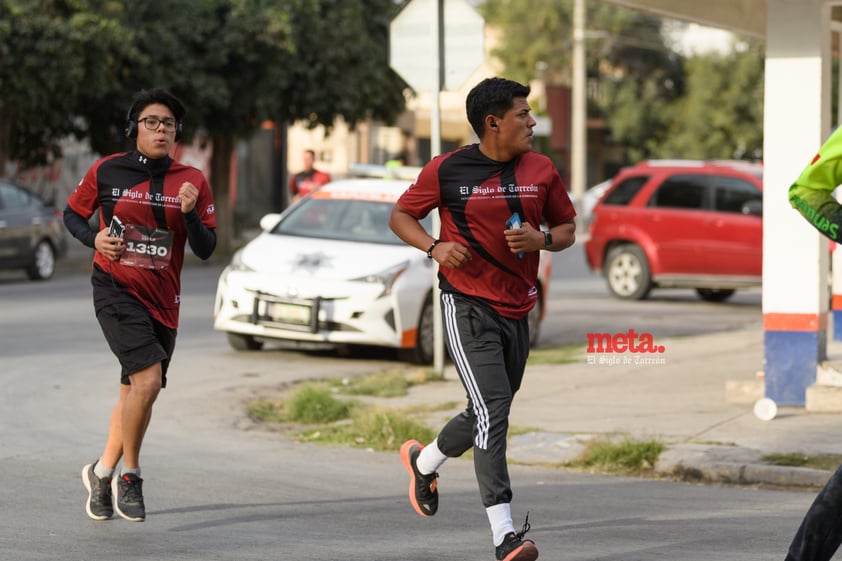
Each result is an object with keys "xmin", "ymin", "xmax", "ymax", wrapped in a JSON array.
[
  {"xmin": 0, "ymin": 179, "xmax": 68, "ymax": 280},
  {"xmin": 575, "ymin": 179, "xmax": 613, "ymax": 226},
  {"xmin": 584, "ymin": 160, "xmax": 763, "ymax": 301},
  {"xmin": 213, "ymin": 166, "xmax": 553, "ymax": 363}
]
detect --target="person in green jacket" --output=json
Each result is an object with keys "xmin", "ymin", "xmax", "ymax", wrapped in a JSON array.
[
  {"xmin": 786, "ymin": 126, "xmax": 842, "ymax": 561},
  {"xmin": 789, "ymin": 126, "xmax": 842, "ymax": 239}
]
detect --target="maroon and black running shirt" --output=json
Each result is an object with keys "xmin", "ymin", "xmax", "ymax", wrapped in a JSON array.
[
  {"xmin": 397, "ymin": 144, "xmax": 575, "ymax": 320},
  {"xmin": 66, "ymin": 150, "xmax": 216, "ymax": 329}
]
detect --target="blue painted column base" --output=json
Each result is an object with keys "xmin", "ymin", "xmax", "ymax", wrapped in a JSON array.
[
  {"xmin": 764, "ymin": 330, "xmax": 825, "ymax": 406},
  {"xmin": 833, "ymin": 310, "xmax": 842, "ymax": 340}
]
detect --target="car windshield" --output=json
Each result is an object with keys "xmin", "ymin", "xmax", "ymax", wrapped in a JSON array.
[{"xmin": 272, "ymin": 197, "xmax": 431, "ymax": 245}]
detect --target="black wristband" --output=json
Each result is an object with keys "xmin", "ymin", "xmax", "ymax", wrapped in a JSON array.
[
  {"xmin": 543, "ymin": 231, "xmax": 552, "ymax": 249},
  {"xmin": 426, "ymin": 239, "xmax": 441, "ymax": 259}
]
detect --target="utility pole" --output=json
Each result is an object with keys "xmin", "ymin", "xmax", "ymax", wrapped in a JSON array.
[
  {"xmin": 571, "ymin": 0, "xmax": 587, "ymax": 221},
  {"xmin": 431, "ymin": 0, "xmax": 444, "ymax": 375}
]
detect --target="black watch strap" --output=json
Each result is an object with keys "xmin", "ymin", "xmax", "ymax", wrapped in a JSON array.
[{"xmin": 543, "ymin": 231, "xmax": 552, "ymax": 249}]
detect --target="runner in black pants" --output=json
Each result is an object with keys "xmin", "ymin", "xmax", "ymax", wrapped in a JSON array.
[
  {"xmin": 389, "ymin": 77, "xmax": 576, "ymax": 561},
  {"xmin": 64, "ymin": 88, "xmax": 216, "ymax": 522},
  {"xmin": 785, "ymin": 126, "xmax": 842, "ymax": 561}
]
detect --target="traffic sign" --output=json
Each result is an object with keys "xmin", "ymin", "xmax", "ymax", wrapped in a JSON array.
[{"xmin": 389, "ymin": 0, "xmax": 485, "ymax": 92}]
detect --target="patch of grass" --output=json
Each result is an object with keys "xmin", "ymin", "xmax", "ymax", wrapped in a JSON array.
[
  {"xmin": 329, "ymin": 368, "xmax": 447, "ymax": 398},
  {"xmin": 509, "ymin": 425, "xmax": 542, "ymax": 437},
  {"xmin": 330, "ymin": 370, "xmax": 409, "ymax": 397},
  {"xmin": 298, "ymin": 407, "xmax": 436, "ymax": 451},
  {"xmin": 528, "ymin": 344, "xmax": 585, "ymax": 365},
  {"xmin": 405, "ymin": 368, "xmax": 446, "ymax": 385},
  {"xmin": 284, "ymin": 383, "xmax": 352, "ymax": 424},
  {"xmin": 566, "ymin": 438, "xmax": 665, "ymax": 475},
  {"xmin": 246, "ymin": 399, "xmax": 285, "ymax": 423},
  {"xmin": 248, "ymin": 383, "xmax": 355, "ymax": 425},
  {"xmin": 763, "ymin": 453, "xmax": 842, "ymax": 471}
]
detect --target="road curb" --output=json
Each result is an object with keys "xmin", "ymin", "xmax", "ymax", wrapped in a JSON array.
[
  {"xmin": 655, "ymin": 444, "xmax": 832, "ymax": 488},
  {"xmin": 506, "ymin": 435, "xmax": 833, "ymax": 490}
]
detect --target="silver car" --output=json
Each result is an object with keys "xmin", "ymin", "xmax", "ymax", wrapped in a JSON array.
[{"xmin": 0, "ymin": 180, "xmax": 68, "ymax": 280}]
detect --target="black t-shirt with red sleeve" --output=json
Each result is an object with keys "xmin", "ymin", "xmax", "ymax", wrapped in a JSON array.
[
  {"xmin": 396, "ymin": 144, "xmax": 575, "ymax": 320},
  {"xmin": 66, "ymin": 150, "xmax": 217, "ymax": 329}
]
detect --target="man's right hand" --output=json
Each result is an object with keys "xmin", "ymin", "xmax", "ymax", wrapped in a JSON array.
[
  {"xmin": 432, "ymin": 241, "xmax": 472, "ymax": 269},
  {"xmin": 95, "ymin": 228, "xmax": 125, "ymax": 261}
]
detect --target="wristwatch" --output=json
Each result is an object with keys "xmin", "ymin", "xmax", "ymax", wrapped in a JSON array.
[{"xmin": 543, "ymin": 231, "xmax": 552, "ymax": 249}]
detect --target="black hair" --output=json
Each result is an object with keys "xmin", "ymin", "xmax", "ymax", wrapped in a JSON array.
[
  {"xmin": 466, "ymin": 77, "xmax": 531, "ymax": 138},
  {"xmin": 127, "ymin": 88, "xmax": 186, "ymax": 123}
]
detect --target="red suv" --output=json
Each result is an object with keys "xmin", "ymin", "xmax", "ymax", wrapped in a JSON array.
[{"xmin": 584, "ymin": 160, "xmax": 763, "ymax": 301}]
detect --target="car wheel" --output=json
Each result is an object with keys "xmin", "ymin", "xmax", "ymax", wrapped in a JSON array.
[
  {"xmin": 26, "ymin": 240, "xmax": 56, "ymax": 280},
  {"xmin": 401, "ymin": 293, "xmax": 435, "ymax": 365},
  {"xmin": 226, "ymin": 332, "xmax": 264, "ymax": 351},
  {"xmin": 696, "ymin": 288, "xmax": 735, "ymax": 302},
  {"xmin": 527, "ymin": 286, "xmax": 543, "ymax": 348},
  {"xmin": 604, "ymin": 244, "xmax": 652, "ymax": 300}
]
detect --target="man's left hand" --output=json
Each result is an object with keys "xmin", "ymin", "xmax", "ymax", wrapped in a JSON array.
[{"xmin": 504, "ymin": 221, "xmax": 541, "ymax": 255}]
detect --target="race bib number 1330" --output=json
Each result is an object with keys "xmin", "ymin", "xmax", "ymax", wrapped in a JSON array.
[{"xmin": 119, "ymin": 224, "xmax": 174, "ymax": 270}]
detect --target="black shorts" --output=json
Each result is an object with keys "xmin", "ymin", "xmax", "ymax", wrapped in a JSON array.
[{"xmin": 95, "ymin": 290, "xmax": 177, "ymax": 387}]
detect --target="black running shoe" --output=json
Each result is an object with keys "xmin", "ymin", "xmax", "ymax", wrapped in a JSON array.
[
  {"xmin": 496, "ymin": 514, "xmax": 538, "ymax": 561},
  {"xmin": 81, "ymin": 461, "xmax": 113, "ymax": 521},
  {"xmin": 112, "ymin": 473, "xmax": 146, "ymax": 522},
  {"xmin": 400, "ymin": 439, "xmax": 438, "ymax": 517}
]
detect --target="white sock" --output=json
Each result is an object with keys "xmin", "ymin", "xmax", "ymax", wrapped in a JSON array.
[
  {"xmin": 487, "ymin": 503, "xmax": 515, "ymax": 547},
  {"xmin": 417, "ymin": 438, "xmax": 448, "ymax": 475},
  {"xmin": 93, "ymin": 459, "xmax": 114, "ymax": 480}
]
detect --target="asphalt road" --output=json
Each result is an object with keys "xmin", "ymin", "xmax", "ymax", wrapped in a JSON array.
[
  {"xmin": 0, "ymin": 252, "xmax": 802, "ymax": 561},
  {"xmin": 538, "ymin": 242, "xmax": 761, "ymax": 349}
]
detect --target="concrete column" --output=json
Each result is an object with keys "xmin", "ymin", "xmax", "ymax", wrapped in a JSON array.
[
  {"xmin": 833, "ymin": 22, "xmax": 842, "ymax": 340},
  {"xmin": 762, "ymin": 0, "xmax": 832, "ymax": 406}
]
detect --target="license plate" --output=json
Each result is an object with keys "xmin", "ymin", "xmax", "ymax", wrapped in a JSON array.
[{"xmin": 266, "ymin": 302, "xmax": 311, "ymax": 325}]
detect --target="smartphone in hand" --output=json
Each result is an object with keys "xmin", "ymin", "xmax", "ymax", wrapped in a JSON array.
[
  {"xmin": 109, "ymin": 215, "xmax": 125, "ymax": 239},
  {"xmin": 505, "ymin": 212, "xmax": 521, "ymax": 230},
  {"xmin": 505, "ymin": 212, "xmax": 524, "ymax": 259}
]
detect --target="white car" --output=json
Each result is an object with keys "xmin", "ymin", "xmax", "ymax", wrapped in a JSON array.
[
  {"xmin": 582, "ymin": 179, "xmax": 612, "ymax": 224},
  {"xmin": 568, "ymin": 179, "xmax": 612, "ymax": 226},
  {"xmin": 213, "ymin": 168, "xmax": 552, "ymax": 363}
]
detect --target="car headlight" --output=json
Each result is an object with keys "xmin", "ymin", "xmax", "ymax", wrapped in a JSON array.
[
  {"xmin": 350, "ymin": 261, "xmax": 409, "ymax": 297},
  {"xmin": 228, "ymin": 249, "xmax": 254, "ymax": 272}
]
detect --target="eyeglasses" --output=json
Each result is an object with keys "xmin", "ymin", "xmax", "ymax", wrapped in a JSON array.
[{"xmin": 138, "ymin": 117, "xmax": 177, "ymax": 132}]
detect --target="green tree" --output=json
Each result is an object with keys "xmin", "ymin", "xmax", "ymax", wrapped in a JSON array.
[
  {"xmin": 276, "ymin": 0, "xmax": 407, "ymax": 128},
  {"xmin": 123, "ymin": 0, "xmax": 299, "ymax": 254},
  {"xmin": 587, "ymin": 4, "xmax": 685, "ymax": 162},
  {"xmin": 0, "ymin": 0, "xmax": 133, "ymax": 171},
  {"xmin": 651, "ymin": 41, "xmax": 765, "ymax": 160},
  {"xmin": 139, "ymin": 0, "xmax": 407, "ymax": 254},
  {"xmin": 479, "ymin": 0, "xmax": 574, "ymax": 86},
  {"xmin": 179, "ymin": 0, "xmax": 408, "ymax": 253},
  {"xmin": 0, "ymin": 0, "xmax": 407, "ymax": 254},
  {"xmin": 479, "ymin": 0, "xmax": 684, "ymax": 164}
]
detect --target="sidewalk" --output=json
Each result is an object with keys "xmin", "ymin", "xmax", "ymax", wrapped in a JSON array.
[{"xmin": 396, "ymin": 326, "xmax": 842, "ymax": 490}]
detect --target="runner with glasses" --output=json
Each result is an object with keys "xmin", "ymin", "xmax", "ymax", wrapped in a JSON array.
[{"xmin": 63, "ymin": 87, "xmax": 216, "ymax": 522}]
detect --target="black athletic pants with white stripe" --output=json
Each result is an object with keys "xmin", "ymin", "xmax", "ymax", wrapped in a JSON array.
[{"xmin": 436, "ymin": 292, "xmax": 530, "ymax": 508}]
